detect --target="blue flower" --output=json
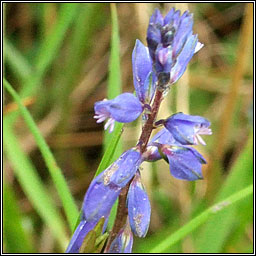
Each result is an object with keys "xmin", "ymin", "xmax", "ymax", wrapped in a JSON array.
[
  {"xmin": 107, "ymin": 222, "xmax": 133, "ymax": 253},
  {"xmin": 94, "ymin": 93, "xmax": 143, "ymax": 132},
  {"xmin": 143, "ymin": 127, "xmax": 177, "ymax": 162},
  {"xmin": 83, "ymin": 149, "xmax": 142, "ymax": 222},
  {"xmin": 143, "ymin": 124, "xmax": 209, "ymax": 181},
  {"xmin": 127, "ymin": 171, "xmax": 151, "ymax": 237},
  {"xmin": 161, "ymin": 145, "xmax": 206, "ymax": 181},
  {"xmin": 164, "ymin": 112, "xmax": 212, "ymax": 145},
  {"xmin": 82, "ymin": 172, "xmax": 121, "ymax": 222},
  {"xmin": 132, "ymin": 39, "xmax": 156, "ymax": 104},
  {"xmin": 146, "ymin": 8, "xmax": 203, "ymax": 84},
  {"xmin": 66, "ymin": 149, "xmax": 142, "ymax": 253}
]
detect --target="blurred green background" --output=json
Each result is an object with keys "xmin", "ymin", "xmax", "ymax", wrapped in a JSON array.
[{"xmin": 3, "ymin": 3, "xmax": 253, "ymax": 253}]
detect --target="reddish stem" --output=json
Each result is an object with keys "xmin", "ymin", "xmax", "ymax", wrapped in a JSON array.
[
  {"xmin": 104, "ymin": 89, "xmax": 163, "ymax": 252},
  {"xmin": 138, "ymin": 89, "xmax": 163, "ymax": 153}
]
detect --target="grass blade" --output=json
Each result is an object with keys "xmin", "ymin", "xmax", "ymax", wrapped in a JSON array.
[
  {"xmin": 3, "ymin": 122, "xmax": 68, "ymax": 250},
  {"xmin": 95, "ymin": 122, "xmax": 124, "ymax": 177},
  {"xmin": 149, "ymin": 184, "xmax": 253, "ymax": 253},
  {"xmin": 4, "ymin": 39, "xmax": 32, "ymax": 83},
  {"xmin": 103, "ymin": 3, "xmax": 123, "ymax": 230},
  {"xmin": 104, "ymin": 3, "xmax": 123, "ymax": 159},
  {"xmin": 3, "ymin": 181, "xmax": 34, "ymax": 253},
  {"xmin": 4, "ymin": 78, "xmax": 78, "ymax": 230},
  {"xmin": 195, "ymin": 130, "xmax": 253, "ymax": 252},
  {"xmin": 21, "ymin": 3, "xmax": 79, "ymax": 98}
]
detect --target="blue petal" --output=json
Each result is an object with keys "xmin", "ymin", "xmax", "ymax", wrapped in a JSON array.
[
  {"xmin": 94, "ymin": 99, "xmax": 112, "ymax": 116},
  {"xmin": 170, "ymin": 34, "xmax": 198, "ymax": 84},
  {"xmin": 147, "ymin": 24, "xmax": 162, "ymax": 60},
  {"xmin": 110, "ymin": 93, "xmax": 143, "ymax": 123},
  {"xmin": 162, "ymin": 145, "xmax": 206, "ymax": 181},
  {"xmin": 127, "ymin": 172, "xmax": 151, "ymax": 237},
  {"xmin": 150, "ymin": 127, "xmax": 177, "ymax": 145},
  {"xmin": 143, "ymin": 128, "xmax": 177, "ymax": 162},
  {"xmin": 132, "ymin": 40, "xmax": 153, "ymax": 103},
  {"xmin": 83, "ymin": 149, "xmax": 142, "ymax": 221},
  {"xmin": 155, "ymin": 44, "xmax": 173, "ymax": 73},
  {"xmin": 163, "ymin": 8, "xmax": 181, "ymax": 28},
  {"xmin": 147, "ymin": 9, "xmax": 163, "ymax": 60},
  {"xmin": 171, "ymin": 112, "xmax": 210, "ymax": 125},
  {"xmin": 83, "ymin": 172, "xmax": 121, "ymax": 221},
  {"xmin": 172, "ymin": 12, "xmax": 193, "ymax": 57},
  {"xmin": 164, "ymin": 113, "xmax": 211, "ymax": 145},
  {"xmin": 108, "ymin": 149, "xmax": 142, "ymax": 187},
  {"xmin": 163, "ymin": 7, "xmax": 175, "ymax": 25},
  {"xmin": 149, "ymin": 8, "xmax": 164, "ymax": 26},
  {"xmin": 65, "ymin": 220, "xmax": 97, "ymax": 253},
  {"xmin": 143, "ymin": 71, "xmax": 157, "ymax": 104}
]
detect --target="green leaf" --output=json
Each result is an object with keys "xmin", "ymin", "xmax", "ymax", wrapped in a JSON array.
[
  {"xmin": 195, "ymin": 130, "xmax": 253, "ymax": 253},
  {"xmin": 4, "ymin": 39, "xmax": 32, "ymax": 83},
  {"xmin": 149, "ymin": 184, "xmax": 253, "ymax": 253},
  {"xmin": 4, "ymin": 78, "xmax": 78, "ymax": 231},
  {"xmin": 104, "ymin": 3, "xmax": 123, "ymax": 158},
  {"xmin": 94, "ymin": 233, "xmax": 109, "ymax": 253},
  {"xmin": 53, "ymin": 3, "xmax": 103, "ymax": 107},
  {"xmin": 3, "ymin": 122, "xmax": 68, "ymax": 250},
  {"xmin": 79, "ymin": 230, "xmax": 97, "ymax": 253},
  {"xmin": 21, "ymin": 3, "xmax": 79, "ymax": 98},
  {"xmin": 4, "ymin": 3, "xmax": 79, "ymax": 124},
  {"xmin": 103, "ymin": 3, "xmax": 123, "ymax": 231},
  {"xmin": 3, "ymin": 181, "xmax": 34, "ymax": 253},
  {"xmin": 94, "ymin": 218, "xmax": 105, "ymax": 237},
  {"xmin": 95, "ymin": 122, "xmax": 124, "ymax": 177},
  {"xmin": 79, "ymin": 218, "xmax": 108, "ymax": 253}
]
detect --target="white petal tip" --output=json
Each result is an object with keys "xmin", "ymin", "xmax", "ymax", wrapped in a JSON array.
[{"xmin": 194, "ymin": 42, "xmax": 204, "ymax": 54}]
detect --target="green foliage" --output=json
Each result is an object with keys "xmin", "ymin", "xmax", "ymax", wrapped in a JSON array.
[
  {"xmin": 3, "ymin": 121, "xmax": 68, "ymax": 250},
  {"xmin": 195, "ymin": 131, "xmax": 253, "ymax": 253},
  {"xmin": 3, "ymin": 182, "xmax": 34, "ymax": 253},
  {"xmin": 79, "ymin": 218, "xmax": 109, "ymax": 253},
  {"xmin": 4, "ymin": 79, "xmax": 78, "ymax": 230}
]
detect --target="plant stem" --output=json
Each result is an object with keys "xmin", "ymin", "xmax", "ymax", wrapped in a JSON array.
[
  {"xmin": 138, "ymin": 89, "xmax": 163, "ymax": 153},
  {"xmin": 105, "ymin": 89, "xmax": 163, "ymax": 250},
  {"xmin": 104, "ymin": 182, "xmax": 130, "ymax": 252}
]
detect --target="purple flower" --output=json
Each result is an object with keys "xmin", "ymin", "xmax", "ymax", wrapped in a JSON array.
[
  {"xmin": 170, "ymin": 34, "xmax": 198, "ymax": 84},
  {"xmin": 106, "ymin": 149, "xmax": 142, "ymax": 188},
  {"xmin": 161, "ymin": 145, "xmax": 206, "ymax": 181},
  {"xmin": 132, "ymin": 40, "xmax": 156, "ymax": 104},
  {"xmin": 146, "ymin": 9, "xmax": 163, "ymax": 61},
  {"xmin": 155, "ymin": 44, "xmax": 172, "ymax": 74},
  {"xmin": 82, "ymin": 172, "xmax": 121, "ymax": 222},
  {"xmin": 65, "ymin": 220, "xmax": 97, "ymax": 253},
  {"xmin": 83, "ymin": 149, "xmax": 142, "ymax": 222},
  {"xmin": 107, "ymin": 222, "xmax": 133, "ymax": 253},
  {"xmin": 146, "ymin": 8, "xmax": 203, "ymax": 84},
  {"xmin": 94, "ymin": 93, "xmax": 143, "ymax": 132},
  {"xmin": 127, "ymin": 171, "xmax": 151, "ymax": 237},
  {"xmin": 164, "ymin": 112, "xmax": 212, "ymax": 145},
  {"xmin": 143, "ymin": 128, "xmax": 177, "ymax": 161}
]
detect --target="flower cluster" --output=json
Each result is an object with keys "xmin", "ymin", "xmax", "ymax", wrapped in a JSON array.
[{"xmin": 66, "ymin": 7, "xmax": 211, "ymax": 253}]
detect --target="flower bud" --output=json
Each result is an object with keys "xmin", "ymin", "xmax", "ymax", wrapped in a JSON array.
[{"xmin": 127, "ymin": 172, "xmax": 151, "ymax": 237}]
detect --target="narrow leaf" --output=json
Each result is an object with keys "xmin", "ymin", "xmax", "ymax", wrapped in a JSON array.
[
  {"xmin": 4, "ymin": 78, "xmax": 78, "ymax": 230},
  {"xmin": 149, "ymin": 184, "xmax": 253, "ymax": 253}
]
